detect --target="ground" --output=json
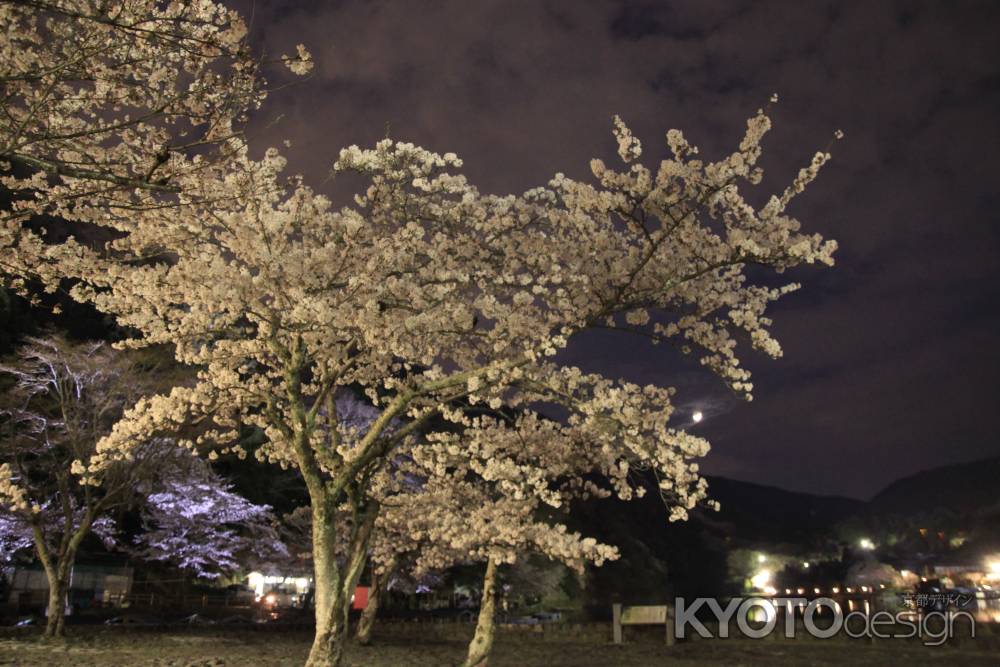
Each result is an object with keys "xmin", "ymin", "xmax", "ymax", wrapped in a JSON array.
[{"xmin": 0, "ymin": 628, "xmax": 997, "ymax": 666}]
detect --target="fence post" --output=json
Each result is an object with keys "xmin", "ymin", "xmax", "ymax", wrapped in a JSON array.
[
  {"xmin": 666, "ymin": 605, "xmax": 675, "ymax": 646},
  {"xmin": 612, "ymin": 603, "xmax": 623, "ymax": 644}
]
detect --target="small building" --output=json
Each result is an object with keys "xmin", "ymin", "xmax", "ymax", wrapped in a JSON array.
[{"xmin": 6, "ymin": 562, "xmax": 133, "ymax": 612}]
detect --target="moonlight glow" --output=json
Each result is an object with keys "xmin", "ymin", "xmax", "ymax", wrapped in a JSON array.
[{"xmin": 692, "ymin": 411, "xmax": 703, "ymax": 423}]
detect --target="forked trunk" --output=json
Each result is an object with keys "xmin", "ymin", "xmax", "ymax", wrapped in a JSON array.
[
  {"xmin": 355, "ymin": 567, "xmax": 385, "ymax": 646},
  {"xmin": 36, "ymin": 538, "xmax": 76, "ymax": 640},
  {"xmin": 305, "ymin": 502, "xmax": 378, "ymax": 667},
  {"xmin": 33, "ymin": 502, "xmax": 93, "ymax": 641},
  {"xmin": 463, "ymin": 558, "xmax": 499, "ymax": 667}
]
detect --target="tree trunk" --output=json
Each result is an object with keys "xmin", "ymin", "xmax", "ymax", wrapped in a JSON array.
[
  {"xmin": 305, "ymin": 502, "xmax": 378, "ymax": 667},
  {"xmin": 32, "ymin": 501, "xmax": 94, "ymax": 641},
  {"xmin": 306, "ymin": 579, "xmax": 352, "ymax": 667},
  {"xmin": 43, "ymin": 567, "xmax": 70, "ymax": 639},
  {"xmin": 463, "ymin": 558, "xmax": 499, "ymax": 667},
  {"xmin": 356, "ymin": 567, "xmax": 385, "ymax": 646},
  {"xmin": 305, "ymin": 504, "xmax": 342, "ymax": 667}
]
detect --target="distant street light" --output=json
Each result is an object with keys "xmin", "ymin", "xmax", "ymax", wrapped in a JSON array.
[
  {"xmin": 859, "ymin": 538, "xmax": 876, "ymax": 551},
  {"xmin": 692, "ymin": 411, "xmax": 703, "ymax": 423}
]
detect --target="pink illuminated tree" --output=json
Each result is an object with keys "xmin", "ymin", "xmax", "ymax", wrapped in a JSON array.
[
  {"xmin": 0, "ymin": 336, "xmax": 284, "ymax": 635},
  {"xmin": 134, "ymin": 460, "xmax": 288, "ymax": 579}
]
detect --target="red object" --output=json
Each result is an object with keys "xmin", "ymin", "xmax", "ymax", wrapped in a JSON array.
[{"xmin": 352, "ymin": 586, "xmax": 369, "ymax": 610}]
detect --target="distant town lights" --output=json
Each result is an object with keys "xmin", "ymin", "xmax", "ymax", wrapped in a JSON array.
[{"xmin": 692, "ymin": 411, "xmax": 703, "ymax": 423}]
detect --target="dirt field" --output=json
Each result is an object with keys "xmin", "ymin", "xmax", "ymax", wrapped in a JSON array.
[{"xmin": 0, "ymin": 627, "xmax": 997, "ymax": 667}]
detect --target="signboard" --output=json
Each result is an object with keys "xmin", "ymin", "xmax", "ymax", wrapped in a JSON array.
[
  {"xmin": 612, "ymin": 603, "xmax": 675, "ymax": 645},
  {"xmin": 352, "ymin": 586, "xmax": 369, "ymax": 610},
  {"xmin": 621, "ymin": 605, "xmax": 668, "ymax": 625}
]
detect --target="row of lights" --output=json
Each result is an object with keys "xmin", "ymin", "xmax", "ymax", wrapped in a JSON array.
[
  {"xmin": 754, "ymin": 553, "xmax": 1000, "ymax": 596},
  {"xmin": 777, "ymin": 584, "xmax": 885, "ymax": 596}
]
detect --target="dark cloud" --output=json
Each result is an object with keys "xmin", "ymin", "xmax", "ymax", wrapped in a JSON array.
[{"xmin": 232, "ymin": 0, "xmax": 1000, "ymax": 499}]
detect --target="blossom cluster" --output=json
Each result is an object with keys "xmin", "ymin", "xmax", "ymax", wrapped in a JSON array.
[{"xmin": 0, "ymin": 0, "xmax": 310, "ymax": 292}]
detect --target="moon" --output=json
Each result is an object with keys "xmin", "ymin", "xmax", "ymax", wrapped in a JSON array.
[{"xmin": 692, "ymin": 411, "xmax": 703, "ymax": 423}]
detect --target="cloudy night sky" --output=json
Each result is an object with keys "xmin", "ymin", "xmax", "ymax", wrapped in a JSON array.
[{"xmin": 230, "ymin": 0, "xmax": 1000, "ymax": 500}]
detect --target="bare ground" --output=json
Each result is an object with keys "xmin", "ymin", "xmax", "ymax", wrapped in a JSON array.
[{"xmin": 0, "ymin": 628, "xmax": 997, "ymax": 666}]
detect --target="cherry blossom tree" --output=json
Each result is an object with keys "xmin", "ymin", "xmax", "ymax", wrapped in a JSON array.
[
  {"xmin": 366, "ymin": 413, "xmax": 621, "ymax": 666},
  {"xmin": 0, "ymin": 0, "xmax": 311, "ymax": 289},
  {"xmin": 0, "ymin": 335, "xmax": 289, "ymax": 632},
  {"xmin": 132, "ymin": 454, "xmax": 289, "ymax": 580},
  {"xmin": 0, "ymin": 335, "xmax": 181, "ymax": 637},
  {"xmin": 1, "ymin": 96, "xmax": 838, "ymax": 663}
]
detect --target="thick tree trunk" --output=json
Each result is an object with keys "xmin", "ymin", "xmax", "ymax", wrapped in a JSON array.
[
  {"xmin": 463, "ymin": 558, "xmax": 499, "ymax": 667},
  {"xmin": 43, "ymin": 567, "xmax": 70, "ymax": 639},
  {"xmin": 305, "ymin": 502, "xmax": 378, "ymax": 667},
  {"xmin": 306, "ymin": 579, "xmax": 352, "ymax": 667},
  {"xmin": 305, "ymin": 505, "xmax": 342, "ymax": 667},
  {"xmin": 355, "ymin": 567, "xmax": 384, "ymax": 646}
]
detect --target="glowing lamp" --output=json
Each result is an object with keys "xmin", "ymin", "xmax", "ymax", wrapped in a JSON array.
[{"xmin": 750, "ymin": 570, "xmax": 772, "ymax": 590}]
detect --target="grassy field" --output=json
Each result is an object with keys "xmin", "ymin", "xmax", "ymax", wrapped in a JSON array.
[{"xmin": 0, "ymin": 627, "xmax": 997, "ymax": 667}]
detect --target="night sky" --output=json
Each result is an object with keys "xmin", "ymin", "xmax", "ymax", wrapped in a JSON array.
[{"xmin": 232, "ymin": 0, "xmax": 1000, "ymax": 500}]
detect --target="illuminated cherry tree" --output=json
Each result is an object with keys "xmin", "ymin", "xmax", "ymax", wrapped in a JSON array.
[
  {"xmin": 133, "ymin": 457, "xmax": 288, "ymax": 580},
  {"xmin": 1, "ymin": 66, "xmax": 838, "ymax": 663},
  {"xmin": 0, "ymin": 336, "xmax": 178, "ymax": 637},
  {"xmin": 368, "ymin": 414, "xmax": 622, "ymax": 667},
  {"xmin": 0, "ymin": 0, "xmax": 311, "ymax": 289},
  {"xmin": 0, "ymin": 335, "xmax": 286, "ymax": 634}
]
